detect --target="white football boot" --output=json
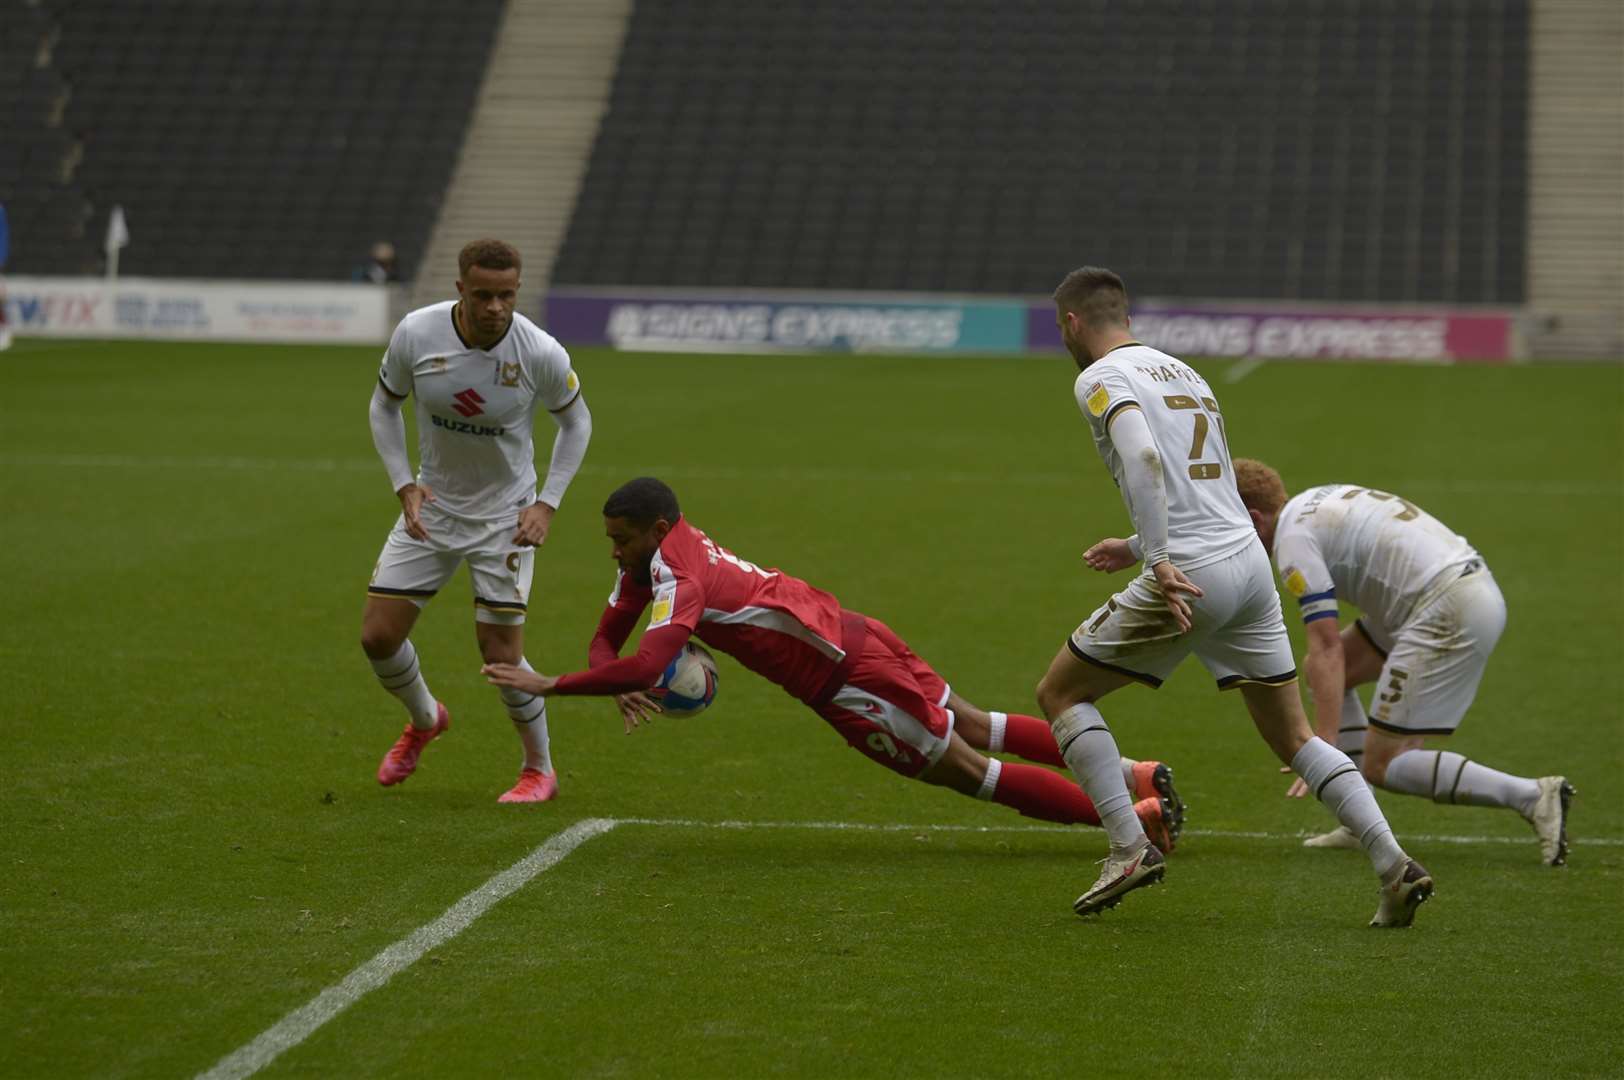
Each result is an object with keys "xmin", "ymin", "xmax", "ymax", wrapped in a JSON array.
[
  {"xmin": 1303, "ymin": 824, "xmax": 1361, "ymax": 849},
  {"xmin": 1524, "ymin": 777, "xmax": 1575, "ymax": 866},
  {"xmin": 1074, "ymin": 842, "xmax": 1165, "ymax": 916},
  {"xmin": 1370, "ymin": 858, "xmax": 1434, "ymax": 928}
]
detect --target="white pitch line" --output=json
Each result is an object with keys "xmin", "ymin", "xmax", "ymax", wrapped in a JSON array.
[
  {"xmin": 617, "ymin": 817, "xmax": 1624, "ymax": 847},
  {"xmin": 1224, "ymin": 356, "xmax": 1267, "ymax": 383},
  {"xmin": 196, "ymin": 817, "xmax": 618, "ymax": 1080},
  {"xmin": 197, "ymin": 812, "xmax": 1619, "ymax": 1077}
]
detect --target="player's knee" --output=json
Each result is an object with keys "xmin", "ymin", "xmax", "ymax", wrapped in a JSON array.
[
  {"xmin": 1359, "ymin": 756, "xmax": 1388, "ymax": 786},
  {"xmin": 477, "ymin": 636, "xmax": 523, "ymax": 666},
  {"xmin": 360, "ymin": 625, "xmax": 403, "ymax": 659},
  {"xmin": 1034, "ymin": 675, "xmax": 1086, "ymax": 720}
]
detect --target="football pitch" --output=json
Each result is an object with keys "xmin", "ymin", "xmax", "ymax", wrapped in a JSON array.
[{"xmin": 3, "ymin": 339, "xmax": 1622, "ymax": 1078}]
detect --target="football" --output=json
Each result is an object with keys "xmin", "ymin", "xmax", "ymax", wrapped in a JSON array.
[{"xmin": 651, "ymin": 641, "xmax": 720, "ymax": 718}]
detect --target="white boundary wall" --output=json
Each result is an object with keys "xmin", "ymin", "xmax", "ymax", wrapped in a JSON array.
[{"xmin": 2, "ymin": 276, "xmax": 390, "ymax": 344}]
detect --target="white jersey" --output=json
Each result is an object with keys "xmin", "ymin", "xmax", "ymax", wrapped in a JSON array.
[
  {"xmin": 378, "ymin": 302, "xmax": 581, "ymax": 521},
  {"xmin": 1075, "ymin": 343, "xmax": 1255, "ymax": 569},
  {"xmin": 1273, "ymin": 483, "xmax": 1480, "ymax": 631}
]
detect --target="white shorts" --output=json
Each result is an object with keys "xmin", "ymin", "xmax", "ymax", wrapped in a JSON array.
[
  {"xmin": 1361, "ymin": 563, "xmax": 1504, "ymax": 736},
  {"xmin": 367, "ymin": 503, "xmax": 534, "ymax": 625},
  {"xmin": 1069, "ymin": 541, "xmax": 1297, "ymax": 691}
]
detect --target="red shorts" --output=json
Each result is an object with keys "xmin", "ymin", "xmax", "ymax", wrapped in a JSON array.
[{"xmin": 811, "ymin": 615, "xmax": 954, "ymax": 778}]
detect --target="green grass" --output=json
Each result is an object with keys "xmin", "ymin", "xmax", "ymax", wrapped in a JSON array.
[{"xmin": 2, "ymin": 339, "xmax": 1621, "ymax": 1079}]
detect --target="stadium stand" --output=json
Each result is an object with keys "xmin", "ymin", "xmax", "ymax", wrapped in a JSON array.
[
  {"xmin": 3, "ymin": 0, "xmax": 502, "ymax": 280},
  {"xmin": 551, "ymin": 0, "xmax": 1530, "ymax": 304},
  {"xmin": 2, "ymin": 3, "xmax": 93, "ymax": 272}
]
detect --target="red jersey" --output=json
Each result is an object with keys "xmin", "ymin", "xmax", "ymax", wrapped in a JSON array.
[{"xmin": 552, "ymin": 518, "xmax": 851, "ymax": 703}]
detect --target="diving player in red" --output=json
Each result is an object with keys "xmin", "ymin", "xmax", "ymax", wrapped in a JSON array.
[{"xmin": 482, "ymin": 477, "xmax": 1185, "ymax": 843}]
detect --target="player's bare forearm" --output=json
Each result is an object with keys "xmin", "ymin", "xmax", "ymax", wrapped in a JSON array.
[
  {"xmin": 1303, "ymin": 632, "xmax": 1346, "ymax": 744},
  {"xmin": 482, "ymin": 662, "xmax": 556, "ymax": 695}
]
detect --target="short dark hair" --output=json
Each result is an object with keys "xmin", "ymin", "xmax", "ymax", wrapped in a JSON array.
[
  {"xmin": 603, "ymin": 477, "xmax": 680, "ymax": 527},
  {"xmin": 458, "ymin": 238, "xmax": 521, "ymax": 278},
  {"xmin": 1053, "ymin": 266, "xmax": 1129, "ymax": 329}
]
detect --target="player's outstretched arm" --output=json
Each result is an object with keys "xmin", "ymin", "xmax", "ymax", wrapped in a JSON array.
[
  {"xmin": 482, "ymin": 662, "xmax": 555, "ymax": 695},
  {"xmin": 490, "ymin": 624, "xmax": 690, "ymax": 700}
]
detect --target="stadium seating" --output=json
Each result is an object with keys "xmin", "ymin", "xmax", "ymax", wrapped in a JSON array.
[
  {"xmin": 4, "ymin": 0, "xmax": 503, "ymax": 280},
  {"xmin": 551, "ymin": 0, "xmax": 1530, "ymax": 303}
]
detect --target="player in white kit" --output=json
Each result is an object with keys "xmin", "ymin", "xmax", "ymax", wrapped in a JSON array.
[
  {"xmin": 1035, "ymin": 267, "xmax": 1432, "ymax": 926},
  {"xmin": 1233, "ymin": 459, "xmax": 1574, "ymax": 865},
  {"xmin": 361, "ymin": 239, "xmax": 592, "ymax": 803}
]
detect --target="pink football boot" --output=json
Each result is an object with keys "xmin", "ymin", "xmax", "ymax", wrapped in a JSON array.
[
  {"xmin": 498, "ymin": 767, "xmax": 559, "ymax": 804},
  {"xmin": 376, "ymin": 703, "xmax": 450, "ymax": 786}
]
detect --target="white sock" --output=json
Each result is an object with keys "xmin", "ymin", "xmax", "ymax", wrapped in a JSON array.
[
  {"xmin": 1382, "ymin": 749, "xmax": 1540, "ymax": 815},
  {"xmin": 1292, "ymin": 737, "xmax": 1405, "ymax": 878},
  {"xmin": 369, "ymin": 640, "xmax": 438, "ymax": 730},
  {"xmin": 1053, "ymin": 703, "xmax": 1144, "ymax": 853},
  {"xmin": 1119, "ymin": 756, "xmax": 1139, "ymax": 791},
  {"xmin": 987, "ymin": 711, "xmax": 1008, "ymax": 753},
  {"xmin": 500, "ymin": 657, "xmax": 553, "ymax": 774},
  {"xmin": 975, "ymin": 757, "xmax": 1002, "ymax": 801}
]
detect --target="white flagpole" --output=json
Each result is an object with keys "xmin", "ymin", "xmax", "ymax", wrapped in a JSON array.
[{"xmin": 105, "ymin": 205, "xmax": 129, "ymax": 281}]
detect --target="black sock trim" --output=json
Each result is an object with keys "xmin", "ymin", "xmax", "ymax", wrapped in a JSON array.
[
  {"xmin": 1314, "ymin": 764, "xmax": 1360, "ymax": 800},
  {"xmin": 509, "ymin": 700, "xmax": 547, "ymax": 723},
  {"xmin": 375, "ymin": 652, "xmax": 418, "ymax": 681},
  {"xmin": 379, "ymin": 658, "xmax": 421, "ymax": 690},
  {"xmin": 1447, "ymin": 757, "xmax": 1470, "ymax": 805}
]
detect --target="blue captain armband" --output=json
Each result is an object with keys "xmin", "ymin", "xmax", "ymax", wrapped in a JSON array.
[{"xmin": 1297, "ymin": 589, "xmax": 1338, "ymax": 624}]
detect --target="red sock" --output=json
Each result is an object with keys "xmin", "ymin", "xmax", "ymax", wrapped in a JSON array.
[
  {"xmin": 991, "ymin": 761, "xmax": 1101, "ymax": 826},
  {"xmin": 997, "ymin": 712, "xmax": 1065, "ymax": 767}
]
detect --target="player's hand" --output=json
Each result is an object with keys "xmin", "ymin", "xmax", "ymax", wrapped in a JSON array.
[
  {"xmin": 1083, "ymin": 538, "xmax": 1139, "ymax": 573},
  {"xmin": 481, "ymin": 662, "xmax": 555, "ymax": 695},
  {"xmin": 1284, "ymin": 774, "xmax": 1309, "ymax": 797},
  {"xmin": 615, "ymin": 691, "xmax": 663, "ymax": 733},
  {"xmin": 513, "ymin": 501, "xmax": 555, "ymax": 547},
  {"xmin": 1150, "ymin": 560, "xmax": 1203, "ymax": 633},
  {"xmin": 397, "ymin": 483, "xmax": 435, "ymax": 541}
]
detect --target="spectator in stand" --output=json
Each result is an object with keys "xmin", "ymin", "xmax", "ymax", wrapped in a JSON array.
[{"xmin": 354, "ymin": 241, "xmax": 400, "ymax": 284}]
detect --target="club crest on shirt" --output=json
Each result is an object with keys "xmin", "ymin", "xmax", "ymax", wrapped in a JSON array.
[
  {"xmin": 500, "ymin": 361, "xmax": 522, "ymax": 387},
  {"xmin": 1084, "ymin": 382, "xmax": 1109, "ymax": 417},
  {"xmin": 431, "ymin": 356, "xmax": 448, "ymax": 372},
  {"xmin": 1283, "ymin": 568, "xmax": 1308, "ymax": 597}
]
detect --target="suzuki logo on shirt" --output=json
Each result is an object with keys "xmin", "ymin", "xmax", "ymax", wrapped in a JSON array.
[{"xmin": 451, "ymin": 388, "xmax": 486, "ymax": 417}]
